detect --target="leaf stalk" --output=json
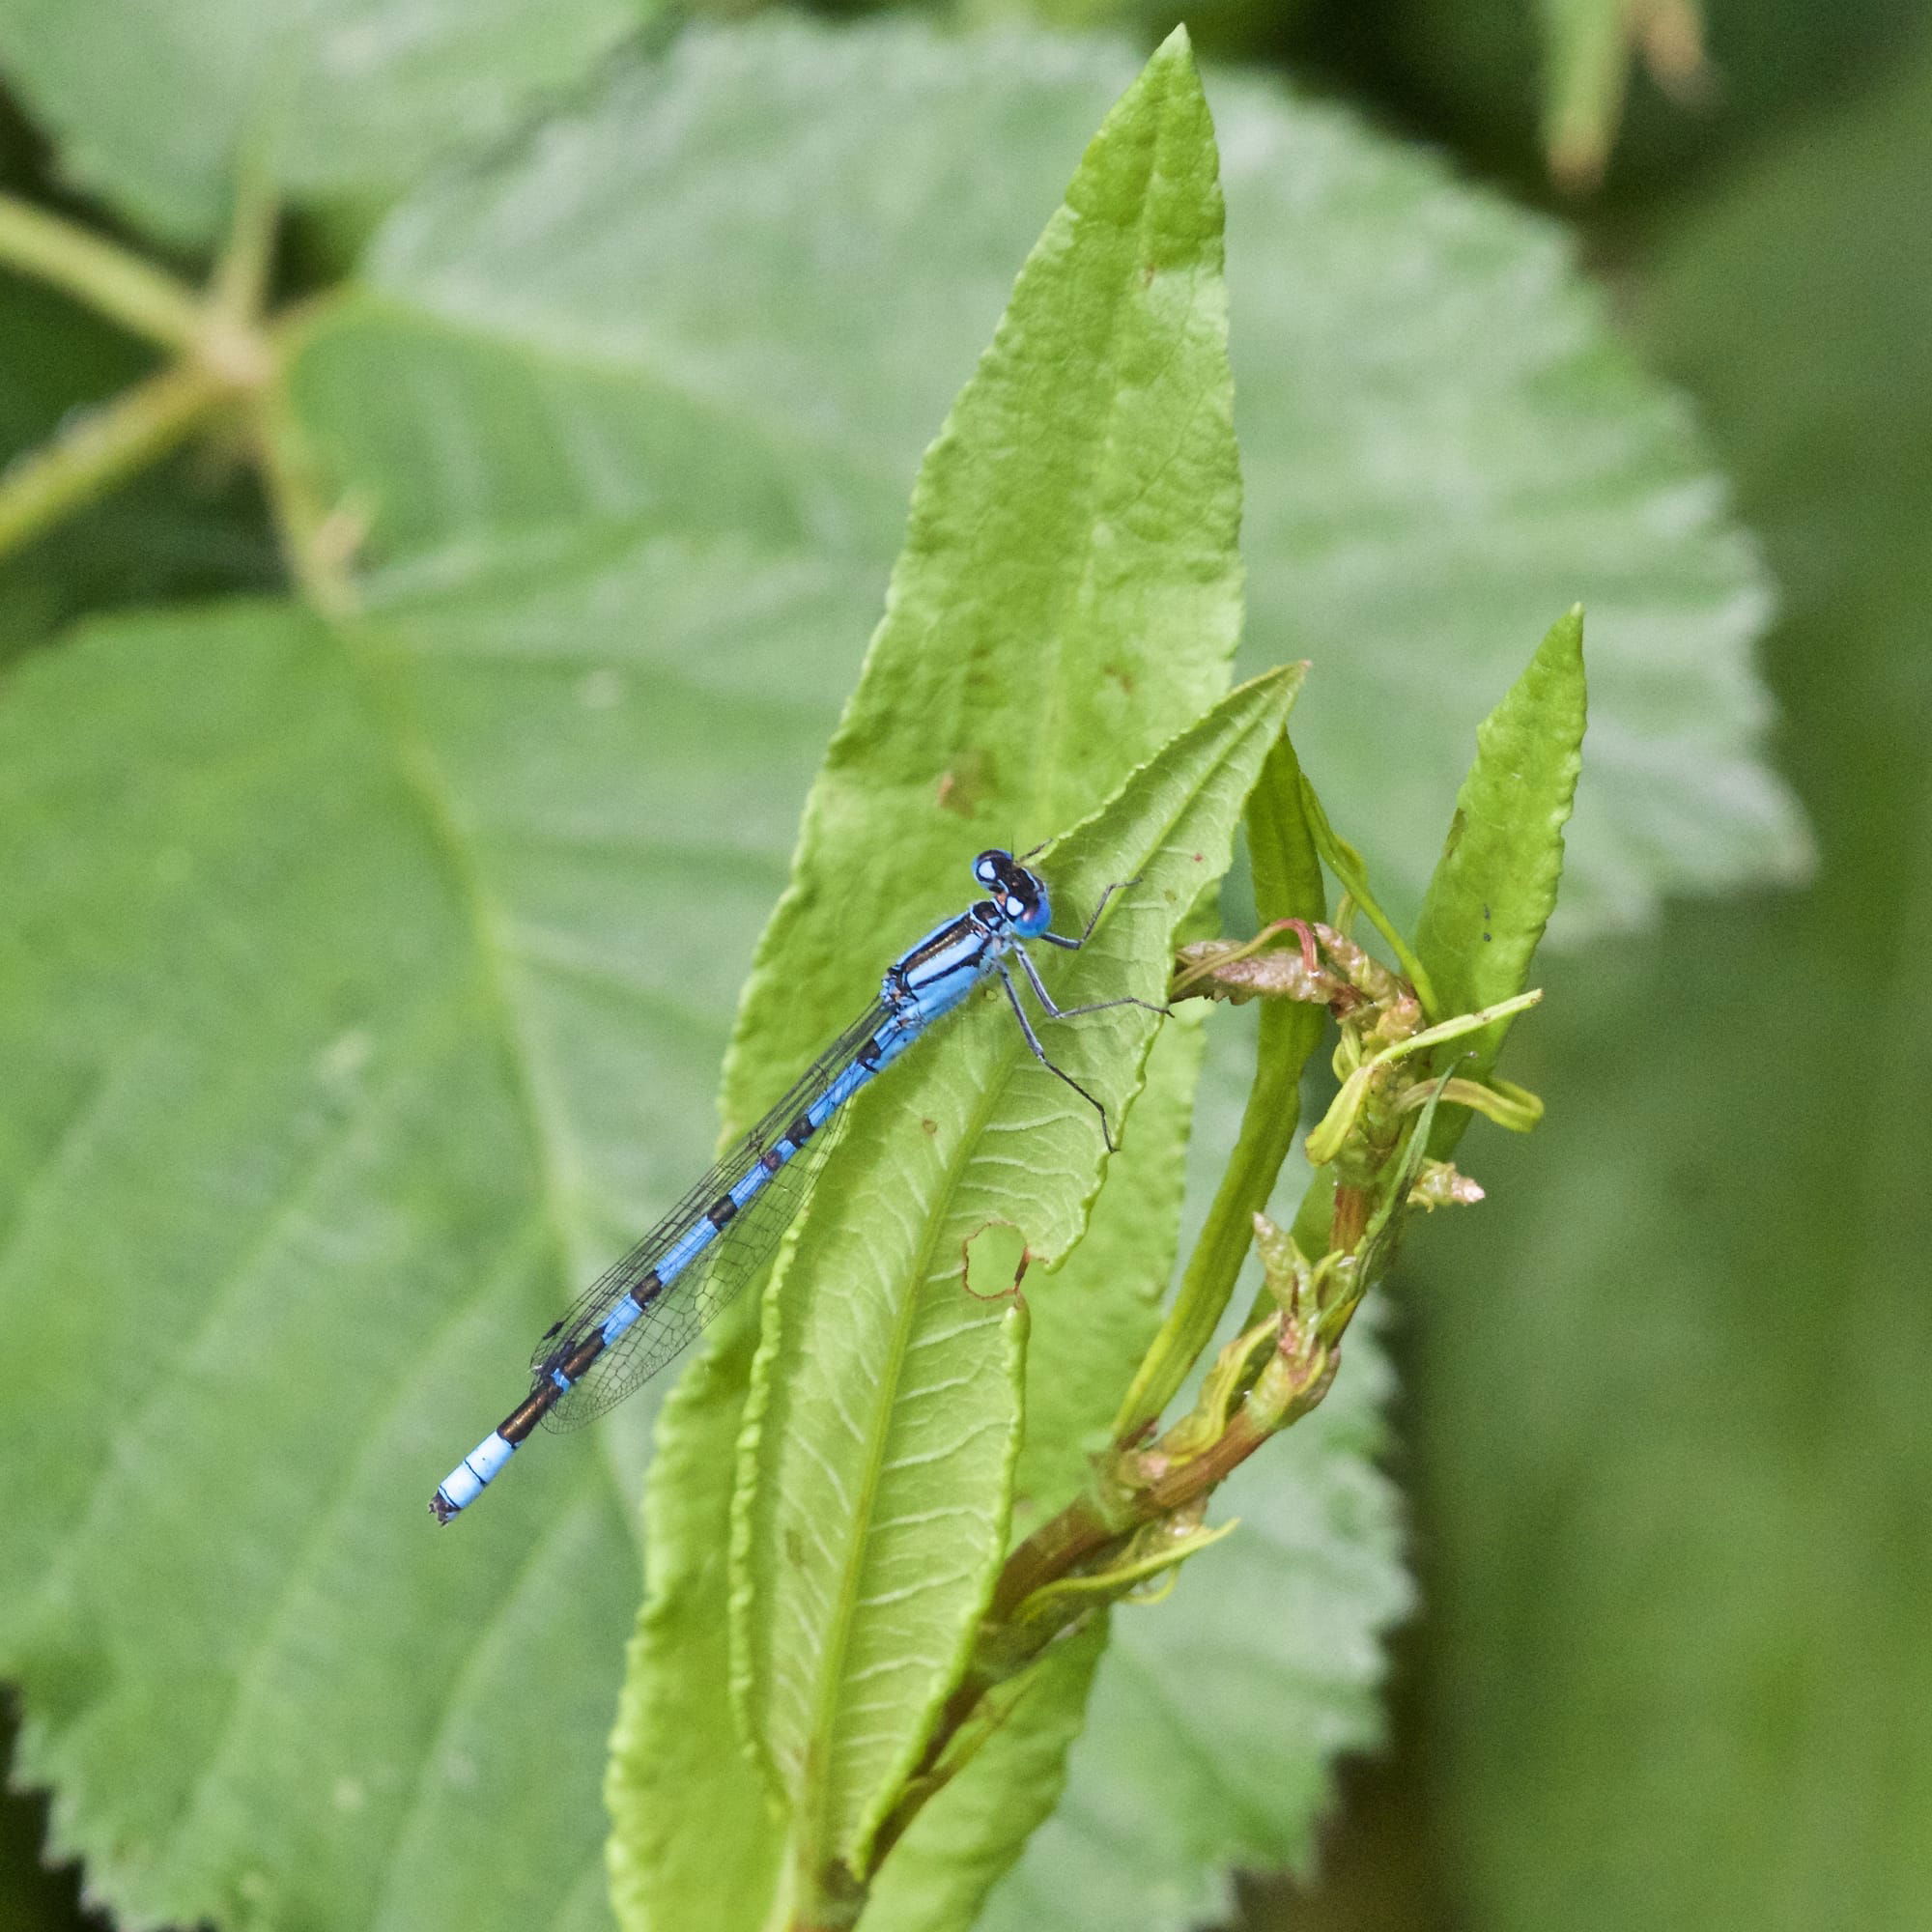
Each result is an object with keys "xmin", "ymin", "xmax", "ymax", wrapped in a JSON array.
[
  {"xmin": 1112, "ymin": 729, "xmax": 1324, "ymax": 1436},
  {"xmin": 0, "ymin": 189, "xmax": 204, "ymax": 351},
  {"xmin": 0, "ymin": 179, "xmax": 298, "ymax": 572},
  {"xmin": 0, "ymin": 359, "xmax": 238, "ymax": 556}
]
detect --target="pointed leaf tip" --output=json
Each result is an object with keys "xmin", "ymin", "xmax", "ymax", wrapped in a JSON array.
[
  {"xmin": 1411, "ymin": 607, "xmax": 1587, "ymax": 1138},
  {"xmin": 1547, "ymin": 603, "xmax": 1587, "ymax": 666},
  {"xmin": 1103, "ymin": 20, "xmax": 1210, "ymax": 161}
]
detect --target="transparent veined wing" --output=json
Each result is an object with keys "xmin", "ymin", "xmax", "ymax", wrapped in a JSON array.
[{"xmin": 531, "ymin": 998, "xmax": 890, "ymax": 1432}]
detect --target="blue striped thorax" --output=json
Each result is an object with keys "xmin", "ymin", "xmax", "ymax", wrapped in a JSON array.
[{"xmin": 883, "ymin": 850, "xmax": 1052, "ymax": 1024}]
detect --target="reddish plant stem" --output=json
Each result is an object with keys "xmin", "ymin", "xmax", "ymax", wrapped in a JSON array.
[{"xmin": 867, "ymin": 1366, "xmax": 1322, "ymax": 1884}]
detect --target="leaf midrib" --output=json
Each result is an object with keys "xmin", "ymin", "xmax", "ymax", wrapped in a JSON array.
[
  {"xmin": 786, "ymin": 1045, "xmax": 1021, "ymax": 1887},
  {"xmin": 333, "ymin": 611, "xmax": 646, "ymax": 1547}
]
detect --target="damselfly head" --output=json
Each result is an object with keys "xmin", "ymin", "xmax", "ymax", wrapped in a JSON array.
[{"xmin": 973, "ymin": 848, "xmax": 1051, "ymax": 936}]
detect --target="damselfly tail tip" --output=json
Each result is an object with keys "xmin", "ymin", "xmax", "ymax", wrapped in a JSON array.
[{"xmin": 429, "ymin": 1489, "xmax": 460, "ymax": 1525}]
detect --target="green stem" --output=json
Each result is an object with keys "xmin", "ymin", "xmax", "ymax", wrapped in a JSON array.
[
  {"xmin": 210, "ymin": 158, "xmax": 278, "ymax": 328},
  {"xmin": 0, "ymin": 360, "xmax": 233, "ymax": 558},
  {"xmin": 1297, "ymin": 767, "xmax": 1441, "ymax": 1015},
  {"xmin": 884, "ymin": 1374, "xmax": 1305, "ymax": 1860},
  {"xmin": 1113, "ymin": 729, "xmax": 1326, "ymax": 1436},
  {"xmin": 252, "ymin": 375, "xmax": 361, "ymax": 619},
  {"xmin": 0, "ymin": 190, "xmax": 202, "ymax": 351}
]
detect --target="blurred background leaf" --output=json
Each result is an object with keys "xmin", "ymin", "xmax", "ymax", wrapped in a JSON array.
[
  {"xmin": 0, "ymin": 0, "xmax": 650, "ymax": 244},
  {"xmin": 1362, "ymin": 23, "xmax": 1932, "ymax": 1932},
  {"xmin": 0, "ymin": 550, "xmax": 878, "ymax": 1932},
  {"xmin": 286, "ymin": 20, "xmax": 1796, "ymax": 939}
]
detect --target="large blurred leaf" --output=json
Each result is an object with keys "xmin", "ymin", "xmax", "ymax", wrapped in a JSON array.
[
  {"xmin": 283, "ymin": 16, "xmax": 1802, "ymax": 938},
  {"xmin": 0, "ymin": 533, "xmax": 881, "ymax": 1932},
  {"xmin": 1404, "ymin": 27, "xmax": 1932, "ymax": 1932},
  {"xmin": 0, "ymin": 0, "xmax": 642, "ymax": 244}
]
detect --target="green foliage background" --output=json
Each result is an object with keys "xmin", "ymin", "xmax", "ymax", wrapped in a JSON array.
[{"xmin": 0, "ymin": 1, "xmax": 1919, "ymax": 1929}]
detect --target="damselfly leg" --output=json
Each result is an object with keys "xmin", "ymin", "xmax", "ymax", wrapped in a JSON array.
[
  {"xmin": 994, "ymin": 957, "xmax": 1121, "ymax": 1149},
  {"xmin": 1031, "ymin": 876, "xmax": 1171, "ymax": 1020},
  {"xmin": 1038, "ymin": 875, "xmax": 1134, "ymax": 952},
  {"xmin": 1012, "ymin": 942, "xmax": 1170, "ymax": 1023}
]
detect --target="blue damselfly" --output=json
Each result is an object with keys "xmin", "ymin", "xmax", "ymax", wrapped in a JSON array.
[{"xmin": 431, "ymin": 848, "xmax": 1152, "ymax": 1522}]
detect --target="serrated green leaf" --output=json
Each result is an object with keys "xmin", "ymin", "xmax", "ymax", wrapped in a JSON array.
[
  {"xmin": 280, "ymin": 16, "xmax": 1801, "ymax": 939},
  {"xmin": 0, "ymin": 601, "xmax": 639, "ymax": 1932},
  {"xmin": 731, "ymin": 672, "xmax": 1296, "ymax": 1898},
  {"xmin": 612, "ymin": 36, "xmax": 1251, "ymax": 1923},
  {"xmin": 1412, "ymin": 605, "xmax": 1585, "ymax": 1110},
  {"xmin": 0, "ymin": 0, "xmax": 641, "ymax": 244}
]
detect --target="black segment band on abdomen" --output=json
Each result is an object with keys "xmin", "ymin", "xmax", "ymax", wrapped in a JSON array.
[{"xmin": 499, "ymin": 1388, "xmax": 554, "ymax": 1444}]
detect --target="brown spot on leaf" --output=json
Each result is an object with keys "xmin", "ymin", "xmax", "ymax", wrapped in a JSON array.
[{"xmin": 935, "ymin": 746, "xmax": 993, "ymax": 818}]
